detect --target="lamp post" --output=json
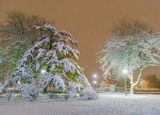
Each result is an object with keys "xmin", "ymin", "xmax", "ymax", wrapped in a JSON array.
[
  {"xmin": 92, "ymin": 74, "xmax": 98, "ymax": 88},
  {"xmin": 41, "ymin": 69, "xmax": 47, "ymax": 74},
  {"xmin": 122, "ymin": 69, "xmax": 128, "ymax": 96},
  {"xmin": 93, "ymin": 74, "xmax": 97, "ymax": 79},
  {"xmin": 93, "ymin": 80, "xmax": 97, "ymax": 88}
]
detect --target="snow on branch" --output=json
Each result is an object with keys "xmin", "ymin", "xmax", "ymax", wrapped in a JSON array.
[
  {"xmin": 99, "ymin": 32, "xmax": 160, "ymax": 78},
  {"xmin": 3, "ymin": 24, "xmax": 91, "ymax": 100},
  {"xmin": 39, "ymin": 73, "xmax": 65, "ymax": 90}
]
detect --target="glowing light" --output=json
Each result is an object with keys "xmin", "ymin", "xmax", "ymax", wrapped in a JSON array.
[
  {"xmin": 41, "ymin": 69, "xmax": 47, "ymax": 74},
  {"xmin": 93, "ymin": 74, "xmax": 97, "ymax": 78},
  {"xmin": 93, "ymin": 80, "xmax": 97, "ymax": 84},
  {"xmin": 122, "ymin": 69, "xmax": 128, "ymax": 74}
]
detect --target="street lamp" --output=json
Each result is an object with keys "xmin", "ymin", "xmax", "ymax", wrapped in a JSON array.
[
  {"xmin": 122, "ymin": 69, "xmax": 128, "ymax": 74},
  {"xmin": 92, "ymin": 74, "xmax": 98, "ymax": 88},
  {"xmin": 122, "ymin": 68, "xmax": 128, "ymax": 96},
  {"xmin": 41, "ymin": 69, "xmax": 47, "ymax": 74},
  {"xmin": 93, "ymin": 80, "xmax": 97, "ymax": 84},
  {"xmin": 93, "ymin": 80, "xmax": 97, "ymax": 88},
  {"xmin": 93, "ymin": 74, "xmax": 97, "ymax": 78}
]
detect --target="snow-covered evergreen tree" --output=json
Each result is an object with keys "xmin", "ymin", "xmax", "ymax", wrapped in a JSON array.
[{"xmin": 4, "ymin": 24, "xmax": 91, "ymax": 100}]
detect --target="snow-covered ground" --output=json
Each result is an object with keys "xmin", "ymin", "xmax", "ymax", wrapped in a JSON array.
[{"xmin": 0, "ymin": 93, "xmax": 160, "ymax": 115}]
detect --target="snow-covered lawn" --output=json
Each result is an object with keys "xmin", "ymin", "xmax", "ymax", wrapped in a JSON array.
[{"xmin": 0, "ymin": 93, "xmax": 160, "ymax": 115}]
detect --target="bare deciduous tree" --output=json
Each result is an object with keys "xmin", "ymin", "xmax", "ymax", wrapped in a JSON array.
[{"xmin": 112, "ymin": 19, "xmax": 153, "ymax": 37}]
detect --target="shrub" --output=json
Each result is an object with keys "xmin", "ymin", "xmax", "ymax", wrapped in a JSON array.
[
  {"xmin": 20, "ymin": 83, "xmax": 39, "ymax": 101},
  {"xmin": 80, "ymin": 88, "xmax": 98, "ymax": 100}
]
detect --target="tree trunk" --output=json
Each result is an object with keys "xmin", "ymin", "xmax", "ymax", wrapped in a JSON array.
[
  {"xmin": 130, "ymin": 76, "xmax": 134, "ymax": 94},
  {"xmin": 129, "ymin": 69, "xmax": 142, "ymax": 95}
]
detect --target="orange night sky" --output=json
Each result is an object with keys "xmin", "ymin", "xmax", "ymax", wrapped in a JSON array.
[{"xmin": 0, "ymin": 0, "xmax": 160, "ymax": 82}]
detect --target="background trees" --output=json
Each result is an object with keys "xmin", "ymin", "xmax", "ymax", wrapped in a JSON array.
[
  {"xmin": 112, "ymin": 19, "xmax": 153, "ymax": 37},
  {"xmin": 99, "ymin": 19, "xmax": 160, "ymax": 94},
  {"xmin": 0, "ymin": 11, "xmax": 49, "ymax": 81}
]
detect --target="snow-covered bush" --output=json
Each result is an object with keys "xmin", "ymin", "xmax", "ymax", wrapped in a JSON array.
[
  {"xmin": 0, "ymin": 84, "xmax": 4, "ymax": 95},
  {"xmin": 80, "ymin": 88, "xmax": 98, "ymax": 100},
  {"xmin": 67, "ymin": 82, "xmax": 81, "ymax": 97},
  {"xmin": 20, "ymin": 83, "xmax": 39, "ymax": 101}
]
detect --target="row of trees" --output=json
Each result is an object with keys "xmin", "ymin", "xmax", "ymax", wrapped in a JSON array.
[{"xmin": 99, "ymin": 19, "xmax": 160, "ymax": 94}]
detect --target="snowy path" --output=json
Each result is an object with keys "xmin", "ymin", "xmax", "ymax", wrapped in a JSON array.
[{"xmin": 0, "ymin": 93, "xmax": 160, "ymax": 115}]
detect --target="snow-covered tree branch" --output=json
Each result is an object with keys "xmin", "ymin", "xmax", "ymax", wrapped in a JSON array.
[
  {"xmin": 0, "ymin": 11, "xmax": 49, "ymax": 80},
  {"xmin": 99, "ymin": 31, "xmax": 160, "ymax": 94},
  {"xmin": 3, "ymin": 24, "xmax": 91, "ymax": 100}
]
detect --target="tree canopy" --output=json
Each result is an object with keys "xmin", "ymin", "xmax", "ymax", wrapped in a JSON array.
[
  {"xmin": 0, "ymin": 11, "xmax": 50, "ymax": 81},
  {"xmin": 99, "ymin": 20, "xmax": 160, "ymax": 94},
  {"xmin": 4, "ymin": 24, "xmax": 91, "ymax": 100}
]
